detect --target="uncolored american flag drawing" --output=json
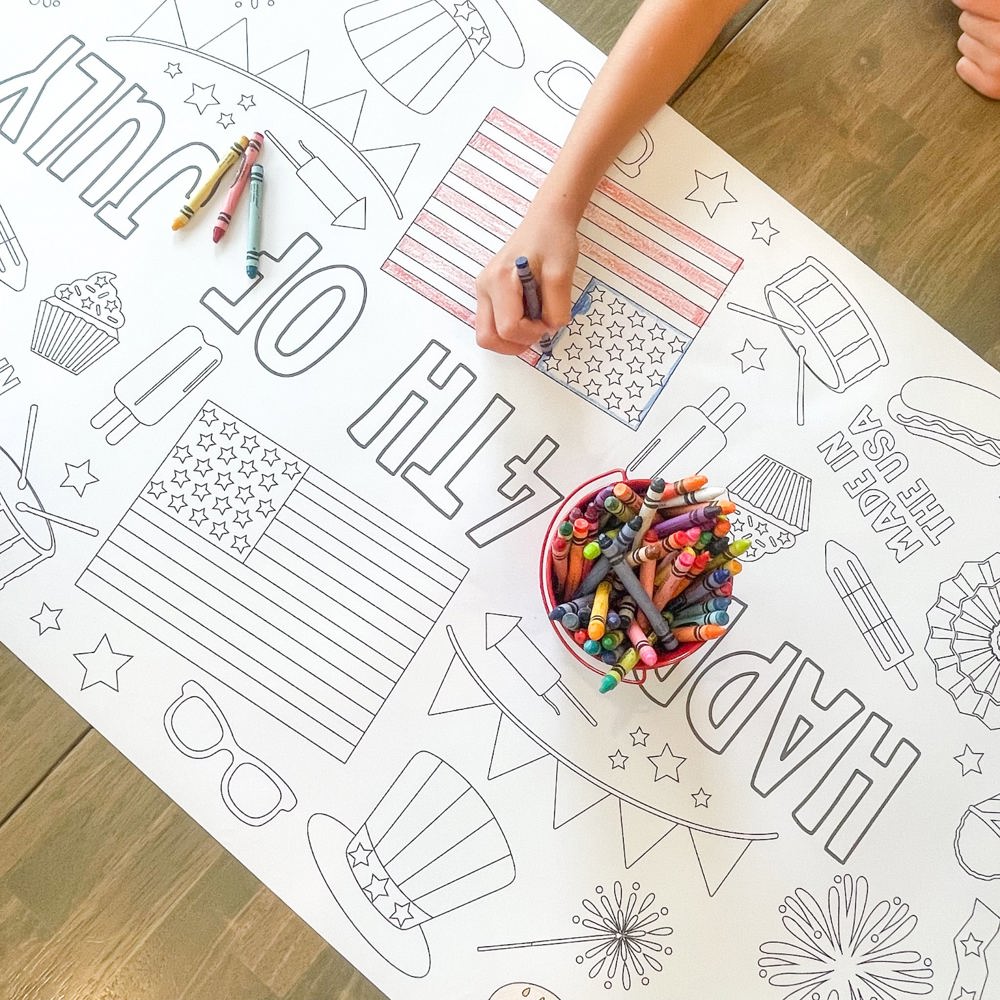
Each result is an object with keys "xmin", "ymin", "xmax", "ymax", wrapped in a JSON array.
[
  {"xmin": 77, "ymin": 402, "xmax": 467, "ymax": 761},
  {"xmin": 383, "ymin": 108, "xmax": 742, "ymax": 426}
]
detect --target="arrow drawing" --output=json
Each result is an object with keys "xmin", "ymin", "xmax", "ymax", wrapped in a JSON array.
[{"xmin": 485, "ymin": 612, "xmax": 597, "ymax": 727}]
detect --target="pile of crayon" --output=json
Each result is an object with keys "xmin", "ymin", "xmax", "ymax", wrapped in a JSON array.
[{"xmin": 546, "ymin": 475, "xmax": 750, "ymax": 694}]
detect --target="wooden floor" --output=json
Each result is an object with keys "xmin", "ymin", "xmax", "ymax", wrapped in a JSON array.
[{"xmin": 2, "ymin": 1, "xmax": 998, "ymax": 998}]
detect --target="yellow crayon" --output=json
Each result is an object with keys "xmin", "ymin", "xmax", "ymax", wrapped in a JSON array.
[
  {"xmin": 588, "ymin": 580, "xmax": 612, "ymax": 641},
  {"xmin": 172, "ymin": 136, "xmax": 249, "ymax": 230}
]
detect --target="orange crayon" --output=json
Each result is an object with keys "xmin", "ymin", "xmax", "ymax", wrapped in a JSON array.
[
  {"xmin": 673, "ymin": 623, "xmax": 727, "ymax": 643},
  {"xmin": 552, "ymin": 535, "xmax": 570, "ymax": 591},
  {"xmin": 563, "ymin": 517, "xmax": 590, "ymax": 600},
  {"xmin": 653, "ymin": 548, "xmax": 697, "ymax": 608}
]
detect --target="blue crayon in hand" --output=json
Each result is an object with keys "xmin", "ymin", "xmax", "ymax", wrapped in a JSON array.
[{"xmin": 515, "ymin": 256, "xmax": 542, "ymax": 319}]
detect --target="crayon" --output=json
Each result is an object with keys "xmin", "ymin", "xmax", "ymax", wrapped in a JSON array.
[
  {"xmin": 549, "ymin": 592, "xmax": 595, "ymax": 621},
  {"xmin": 657, "ymin": 487, "xmax": 726, "ymax": 509},
  {"xmin": 672, "ymin": 597, "xmax": 731, "ymax": 617},
  {"xmin": 551, "ymin": 535, "xmax": 570, "ymax": 591},
  {"xmin": 606, "ymin": 610, "xmax": 621, "ymax": 630},
  {"xmin": 563, "ymin": 517, "xmax": 590, "ymax": 599},
  {"xmin": 213, "ymin": 131, "xmax": 264, "ymax": 242},
  {"xmin": 601, "ymin": 629, "xmax": 625, "ymax": 650},
  {"xmin": 651, "ymin": 501, "xmax": 736, "ymax": 538},
  {"xmin": 634, "ymin": 477, "xmax": 665, "ymax": 547},
  {"xmin": 627, "ymin": 621, "xmax": 659, "ymax": 666},
  {"xmin": 603, "ymin": 495, "xmax": 633, "ymax": 522},
  {"xmin": 245, "ymin": 163, "xmax": 265, "ymax": 278},
  {"xmin": 577, "ymin": 533, "xmax": 615, "ymax": 596},
  {"xmin": 639, "ymin": 554, "xmax": 657, "ymax": 598},
  {"xmin": 672, "ymin": 623, "xmax": 727, "ymax": 643},
  {"xmin": 693, "ymin": 530, "xmax": 715, "ymax": 553},
  {"xmin": 588, "ymin": 580, "xmax": 612, "ymax": 641},
  {"xmin": 705, "ymin": 538, "xmax": 752, "ymax": 571},
  {"xmin": 572, "ymin": 628, "xmax": 589, "ymax": 647},
  {"xmin": 583, "ymin": 638, "xmax": 602, "ymax": 655},
  {"xmin": 652, "ymin": 548, "xmax": 696, "ymax": 608},
  {"xmin": 616, "ymin": 594, "xmax": 637, "ymax": 630},
  {"xmin": 671, "ymin": 609, "xmax": 730, "ymax": 627},
  {"xmin": 515, "ymin": 256, "xmax": 542, "ymax": 319},
  {"xmin": 606, "ymin": 542, "xmax": 673, "ymax": 641},
  {"xmin": 599, "ymin": 647, "xmax": 640, "ymax": 694},
  {"xmin": 660, "ymin": 475, "xmax": 709, "ymax": 500},
  {"xmin": 562, "ymin": 612, "xmax": 582, "ymax": 631},
  {"xmin": 173, "ymin": 135, "xmax": 249, "ymax": 230},
  {"xmin": 600, "ymin": 649, "xmax": 619, "ymax": 665},
  {"xmin": 612, "ymin": 482, "xmax": 643, "ymax": 516}
]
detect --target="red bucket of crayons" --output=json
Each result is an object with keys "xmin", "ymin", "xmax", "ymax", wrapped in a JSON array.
[{"xmin": 540, "ymin": 469, "xmax": 741, "ymax": 689}]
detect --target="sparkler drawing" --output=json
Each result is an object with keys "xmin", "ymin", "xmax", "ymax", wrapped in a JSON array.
[{"xmin": 479, "ymin": 881, "xmax": 673, "ymax": 991}]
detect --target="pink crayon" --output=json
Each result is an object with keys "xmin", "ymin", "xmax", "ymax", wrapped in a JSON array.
[{"xmin": 213, "ymin": 132, "xmax": 264, "ymax": 243}]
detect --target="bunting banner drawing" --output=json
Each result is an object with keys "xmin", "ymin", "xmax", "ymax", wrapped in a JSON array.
[{"xmin": 434, "ymin": 624, "xmax": 777, "ymax": 896}]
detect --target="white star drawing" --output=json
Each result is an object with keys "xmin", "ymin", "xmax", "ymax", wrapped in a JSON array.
[
  {"xmin": 363, "ymin": 874, "xmax": 389, "ymax": 902},
  {"xmin": 237, "ymin": 94, "xmax": 256, "ymax": 111},
  {"xmin": 630, "ymin": 726, "xmax": 649, "ymax": 747},
  {"xmin": 390, "ymin": 902, "xmax": 414, "ymax": 928},
  {"xmin": 164, "ymin": 62, "xmax": 182, "ymax": 79},
  {"xmin": 691, "ymin": 787, "xmax": 711, "ymax": 808},
  {"xmin": 31, "ymin": 603, "xmax": 62, "ymax": 635},
  {"xmin": 453, "ymin": 0, "xmax": 476, "ymax": 18},
  {"xmin": 218, "ymin": 112, "xmax": 235, "ymax": 129},
  {"xmin": 954, "ymin": 989, "xmax": 977, "ymax": 1000},
  {"xmin": 609, "ymin": 749, "xmax": 629, "ymax": 770},
  {"xmin": 961, "ymin": 931, "xmax": 984, "ymax": 957},
  {"xmin": 685, "ymin": 170, "xmax": 737, "ymax": 217},
  {"xmin": 199, "ymin": 405, "xmax": 218, "ymax": 425},
  {"xmin": 74, "ymin": 635, "xmax": 133, "ymax": 692},
  {"xmin": 648, "ymin": 743, "xmax": 686, "ymax": 783},
  {"xmin": 184, "ymin": 82, "xmax": 220, "ymax": 115},
  {"xmin": 61, "ymin": 459, "xmax": 99, "ymax": 497},
  {"xmin": 751, "ymin": 217, "xmax": 780, "ymax": 244},
  {"xmin": 954, "ymin": 745, "xmax": 984, "ymax": 776},
  {"xmin": 732, "ymin": 338, "xmax": 767, "ymax": 373},
  {"xmin": 348, "ymin": 843, "xmax": 372, "ymax": 868}
]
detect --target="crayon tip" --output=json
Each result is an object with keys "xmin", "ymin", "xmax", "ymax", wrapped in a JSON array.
[
  {"xmin": 599, "ymin": 675, "xmax": 618, "ymax": 694},
  {"xmin": 171, "ymin": 217, "xmax": 187, "ymax": 231},
  {"xmin": 246, "ymin": 266, "xmax": 258, "ymax": 279},
  {"xmin": 212, "ymin": 227, "xmax": 224, "ymax": 243}
]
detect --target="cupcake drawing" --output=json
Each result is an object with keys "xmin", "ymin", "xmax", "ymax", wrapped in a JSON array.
[{"xmin": 32, "ymin": 271, "xmax": 125, "ymax": 374}]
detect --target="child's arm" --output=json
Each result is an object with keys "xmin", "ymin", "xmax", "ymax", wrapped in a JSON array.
[{"xmin": 475, "ymin": 0, "xmax": 750, "ymax": 355}]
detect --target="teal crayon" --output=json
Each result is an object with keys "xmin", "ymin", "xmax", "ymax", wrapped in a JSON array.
[
  {"xmin": 671, "ymin": 609, "xmax": 730, "ymax": 627},
  {"xmin": 599, "ymin": 647, "xmax": 640, "ymax": 694},
  {"xmin": 245, "ymin": 163, "xmax": 264, "ymax": 279}
]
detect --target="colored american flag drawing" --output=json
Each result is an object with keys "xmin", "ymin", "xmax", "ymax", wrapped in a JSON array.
[
  {"xmin": 77, "ymin": 402, "xmax": 467, "ymax": 761},
  {"xmin": 383, "ymin": 107, "xmax": 743, "ymax": 427}
]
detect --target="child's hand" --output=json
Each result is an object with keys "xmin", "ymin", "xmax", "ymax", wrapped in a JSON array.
[
  {"xmin": 474, "ymin": 211, "xmax": 579, "ymax": 355},
  {"xmin": 953, "ymin": 0, "xmax": 1000, "ymax": 98}
]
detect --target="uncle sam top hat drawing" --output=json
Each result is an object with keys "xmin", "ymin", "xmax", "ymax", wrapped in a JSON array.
[
  {"xmin": 345, "ymin": 0, "xmax": 525, "ymax": 114},
  {"xmin": 308, "ymin": 750, "xmax": 516, "ymax": 977}
]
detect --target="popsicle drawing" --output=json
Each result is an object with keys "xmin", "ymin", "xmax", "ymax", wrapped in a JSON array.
[
  {"xmin": 628, "ymin": 386, "xmax": 745, "ymax": 481},
  {"xmin": 824, "ymin": 540, "xmax": 916, "ymax": 691},
  {"xmin": 91, "ymin": 327, "xmax": 223, "ymax": 446},
  {"xmin": 0, "ymin": 201, "xmax": 27, "ymax": 292}
]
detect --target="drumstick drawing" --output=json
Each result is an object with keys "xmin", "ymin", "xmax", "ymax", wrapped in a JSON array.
[
  {"xmin": 15, "ymin": 502, "xmax": 99, "ymax": 537},
  {"xmin": 796, "ymin": 345, "xmax": 807, "ymax": 426},
  {"xmin": 18, "ymin": 404, "xmax": 37, "ymax": 490},
  {"xmin": 726, "ymin": 302, "xmax": 804, "ymax": 336}
]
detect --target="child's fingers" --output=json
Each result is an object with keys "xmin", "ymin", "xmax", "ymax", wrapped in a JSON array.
[
  {"xmin": 952, "ymin": 0, "xmax": 1000, "ymax": 18},
  {"xmin": 957, "ymin": 52, "xmax": 1000, "ymax": 97},
  {"xmin": 958, "ymin": 29, "xmax": 1000, "ymax": 74},
  {"xmin": 539, "ymin": 266, "xmax": 574, "ymax": 331},
  {"xmin": 958, "ymin": 8, "xmax": 1000, "ymax": 44},
  {"xmin": 474, "ymin": 293, "xmax": 527, "ymax": 356}
]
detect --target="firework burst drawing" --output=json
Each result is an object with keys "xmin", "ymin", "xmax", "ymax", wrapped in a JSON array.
[
  {"xmin": 757, "ymin": 874, "xmax": 933, "ymax": 1000},
  {"xmin": 479, "ymin": 880, "xmax": 673, "ymax": 991}
]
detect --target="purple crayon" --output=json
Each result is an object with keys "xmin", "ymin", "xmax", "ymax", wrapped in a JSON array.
[{"xmin": 651, "ymin": 501, "xmax": 736, "ymax": 538}]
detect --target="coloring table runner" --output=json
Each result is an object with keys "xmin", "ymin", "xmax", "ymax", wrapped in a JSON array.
[{"xmin": 2, "ymin": 2, "xmax": 1000, "ymax": 997}]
